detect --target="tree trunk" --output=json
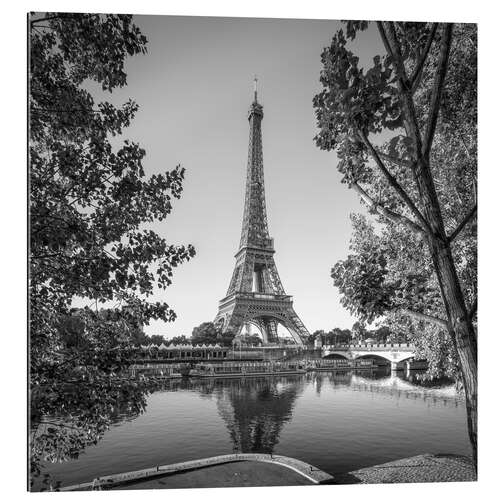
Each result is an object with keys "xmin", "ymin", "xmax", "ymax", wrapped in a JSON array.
[
  {"xmin": 415, "ymin": 153, "xmax": 477, "ymax": 468},
  {"xmin": 428, "ymin": 236, "xmax": 477, "ymax": 469}
]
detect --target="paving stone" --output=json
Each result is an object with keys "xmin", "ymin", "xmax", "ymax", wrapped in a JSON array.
[{"xmin": 333, "ymin": 454, "xmax": 476, "ymax": 484}]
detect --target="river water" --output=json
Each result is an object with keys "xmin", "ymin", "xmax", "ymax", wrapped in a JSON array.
[{"xmin": 39, "ymin": 369, "xmax": 470, "ymax": 488}]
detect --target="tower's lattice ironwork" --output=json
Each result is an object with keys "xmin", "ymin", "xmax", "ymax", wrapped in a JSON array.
[{"xmin": 214, "ymin": 82, "xmax": 309, "ymax": 345}]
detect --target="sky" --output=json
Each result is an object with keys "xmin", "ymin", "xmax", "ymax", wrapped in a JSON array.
[{"xmin": 88, "ymin": 15, "xmax": 386, "ymax": 338}]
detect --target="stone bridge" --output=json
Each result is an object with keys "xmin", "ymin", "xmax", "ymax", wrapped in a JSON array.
[{"xmin": 322, "ymin": 343, "xmax": 416, "ymax": 370}]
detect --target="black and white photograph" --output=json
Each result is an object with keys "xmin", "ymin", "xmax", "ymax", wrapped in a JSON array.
[{"xmin": 19, "ymin": 1, "xmax": 495, "ymax": 495}]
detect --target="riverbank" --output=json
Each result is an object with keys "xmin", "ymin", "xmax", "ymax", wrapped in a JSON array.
[
  {"xmin": 334, "ymin": 454, "xmax": 476, "ymax": 484},
  {"xmin": 59, "ymin": 454, "xmax": 333, "ymax": 490},
  {"xmin": 60, "ymin": 453, "xmax": 475, "ymax": 490}
]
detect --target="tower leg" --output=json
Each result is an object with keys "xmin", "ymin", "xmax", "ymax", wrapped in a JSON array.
[
  {"xmin": 254, "ymin": 317, "xmax": 277, "ymax": 344},
  {"xmin": 283, "ymin": 311, "xmax": 307, "ymax": 346}
]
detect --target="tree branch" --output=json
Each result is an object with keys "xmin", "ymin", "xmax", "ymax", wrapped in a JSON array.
[
  {"xmin": 379, "ymin": 22, "xmax": 424, "ymax": 152},
  {"xmin": 31, "ymin": 107, "xmax": 102, "ymax": 114},
  {"xmin": 448, "ymin": 203, "xmax": 477, "ymax": 243},
  {"xmin": 38, "ymin": 421, "xmax": 87, "ymax": 433},
  {"xmin": 468, "ymin": 297, "xmax": 477, "ymax": 322},
  {"xmin": 423, "ymin": 23, "xmax": 453, "ymax": 158},
  {"xmin": 30, "ymin": 15, "xmax": 65, "ymax": 27},
  {"xmin": 399, "ymin": 308, "xmax": 449, "ymax": 328},
  {"xmin": 381, "ymin": 22, "xmax": 410, "ymax": 89},
  {"xmin": 32, "ymin": 251, "xmax": 65, "ymax": 260},
  {"xmin": 376, "ymin": 149, "xmax": 413, "ymax": 169},
  {"xmin": 65, "ymin": 171, "xmax": 117, "ymax": 209},
  {"xmin": 351, "ymin": 182, "xmax": 425, "ymax": 235},
  {"xmin": 376, "ymin": 21, "xmax": 396, "ymax": 61},
  {"xmin": 358, "ymin": 129, "xmax": 432, "ymax": 234},
  {"xmin": 410, "ymin": 23, "xmax": 438, "ymax": 92},
  {"xmin": 31, "ymin": 24, "xmax": 55, "ymax": 31}
]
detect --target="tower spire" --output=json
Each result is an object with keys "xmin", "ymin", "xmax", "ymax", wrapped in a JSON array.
[
  {"xmin": 241, "ymin": 79, "xmax": 267, "ymax": 250},
  {"xmin": 253, "ymin": 75, "xmax": 258, "ymax": 103}
]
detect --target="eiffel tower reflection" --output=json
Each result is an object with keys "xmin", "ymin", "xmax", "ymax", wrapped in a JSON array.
[{"xmin": 214, "ymin": 377, "xmax": 305, "ymax": 454}]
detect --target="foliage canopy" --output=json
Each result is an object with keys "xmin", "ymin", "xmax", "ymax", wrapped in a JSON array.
[
  {"xmin": 314, "ymin": 21, "xmax": 477, "ymax": 463},
  {"xmin": 29, "ymin": 12, "xmax": 195, "ymax": 488}
]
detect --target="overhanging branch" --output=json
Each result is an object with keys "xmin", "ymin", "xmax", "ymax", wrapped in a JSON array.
[
  {"xmin": 423, "ymin": 23, "xmax": 453, "ymax": 158},
  {"xmin": 399, "ymin": 308, "xmax": 449, "ymax": 328},
  {"xmin": 358, "ymin": 129, "xmax": 432, "ymax": 235},
  {"xmin": 378, "ymin": 22, "xmax": 424, "ymax": 152},
  {"xmin": 448, "ymin": 204, "xmax": 477, "ymax": 243},
  {"xmin": 382, "ymin": 22, "xmax": 410, "ymax": 89},
  {"xmin": 376, "ymin": 22, "xmax": 395, "ymax": 61},
  {"xmin": 351, "ymin": 182, "xmax": 425, "ymax": 235},
  {"xmin": 410, "ymin": 23, "xmax": 438, "ymax": 92},
  {"xmin": 376, "ymin": 149, "xmax": 413, "ymax": 170},
  {"xmin": 468, "ymin": 297, "xmax": 477, "ymax": 322},
  {"xmin": 30, "ymin": 15, "xmax": 65, "ymax": 27}
]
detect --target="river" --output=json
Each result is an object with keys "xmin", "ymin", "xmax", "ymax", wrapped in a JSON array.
[{"xmin": 37, "ymin": 368, "xmax": 470, "ymax": 488}]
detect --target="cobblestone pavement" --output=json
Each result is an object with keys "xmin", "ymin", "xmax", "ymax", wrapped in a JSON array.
[{"xmin": 331, "ymin": 454, "xmax": 476, "ymax": 484}]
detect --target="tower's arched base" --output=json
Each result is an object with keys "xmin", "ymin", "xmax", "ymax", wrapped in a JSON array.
[{"xmin": 214, "ymin": 292, "xmax": 307, "ymax": 346}]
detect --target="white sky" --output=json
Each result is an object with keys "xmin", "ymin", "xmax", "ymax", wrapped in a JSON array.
[{"xmin": 83, "ymin": 16, "xmax": 387, "ymax": 338}]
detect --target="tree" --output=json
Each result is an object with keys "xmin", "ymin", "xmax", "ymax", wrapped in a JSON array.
[
  {"xmin": 192, "ymin": 321, "xmax": 236, "ymax": 347},
  {"xmin": 238, "ymin": 332, "xmax": 262, "ymax": 346},
  {"xmin": 371, "ymin": 325, "xmax": 392, "ymax": 343},
  {"xmin": 148, "ymin": 334, "xmax": 169, "ymax": 346},
  {"xmin": 351, "ymin": 321, "xmax": 367, "ymax": 342},
  {"xmin": 29, "ymin": 13, "xmax": 195, "ymax": 488},
  {"xmin": 218, "ymin": 330, "xmax": 236, "ymax": 348},
  {"xmin": 305, "ymin": 332, "xmax": 319, "ymax": 346},
  {"xmin": 310, "ymin": 328, "xmax": 352, "ymax": 345},
  {"xmin": 170, "ymin": 334, "xmax": 191, "ymax": 345},
  {"xmin": 191, "ymin": 322, "xmax": 219, "ymax": 344},
  {"xmin": 248, "ymin": 333, "xmax": 263, "ymax": 346},
  {"xmin": 314, "ymin": 22, "xmax": 477, "ymax": 465},
  {"xmin": 311, "ymin": 329, "xmax": 325, "ymax": 341},
  {"xmin": 336, "ymin": 328, "xmax": 352, "ymax": 344},
  {"xmin": 332, "ymin": 327, "xmax": 353, "ymax": 344}
]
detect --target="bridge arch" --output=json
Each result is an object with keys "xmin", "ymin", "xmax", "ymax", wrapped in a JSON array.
[
  {"xmin": 352, "ymin": 353, "xmax": 415, "ymax": 371},
  {"xmin": 394, "ymin": 353, "xmax": 414, "ymax": 364},
  {"xmin": 352, "ymin": 353, "xmax": 391, "ymax": 365},
  {"xmin": 323, "ymin": 352, "xmax": 350, "ymax": 361}
]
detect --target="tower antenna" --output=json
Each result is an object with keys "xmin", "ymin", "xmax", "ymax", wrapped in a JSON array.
[{"xmin": 253, "ymin": 75, "xmax": 258, "ymax": 102}]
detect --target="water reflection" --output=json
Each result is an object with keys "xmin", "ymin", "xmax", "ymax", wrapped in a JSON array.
[
  {"xmin": 357, "ymin": 370, "xmax": 460, "ymax": 406},
  {"xmin": 195, "ymin": 370, "xmax": 461, "ymax": 454},
  {"xmin": 110, "ymin": 370, "xmax": 462, "ymax": 450},
  {"xmin": 214, "ymin": 377, "xmax": 305, "ymax": 453},
  {"xmin": 151, "ymin": 371, "xmax": 462, "ymax": 452},
  {"xmin": 307, "ymin": 368, "xmax": 462, "ymax": 407},
  {"xmin": 113, "ymin": 376, "xmax": 306, "ymax": 454}
]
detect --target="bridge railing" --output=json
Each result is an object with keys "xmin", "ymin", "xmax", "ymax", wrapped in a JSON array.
[{"xmin": 323, "ymin": 343, "xmax": 414, "ymax": 351}]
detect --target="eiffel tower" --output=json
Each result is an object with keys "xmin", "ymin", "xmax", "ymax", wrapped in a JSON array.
[{"xmin": 214, "ymin": 80, "xmax": 309, "ymax": 345}]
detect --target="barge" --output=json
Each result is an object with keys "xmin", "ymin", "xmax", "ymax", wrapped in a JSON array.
[
  {"xmin": 192, "ymin": 361, "xmax": 307, "ymax": 378},
  {"xmin": 130, "ymin": 357, "xmax": 385, "ymax": 380}
]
